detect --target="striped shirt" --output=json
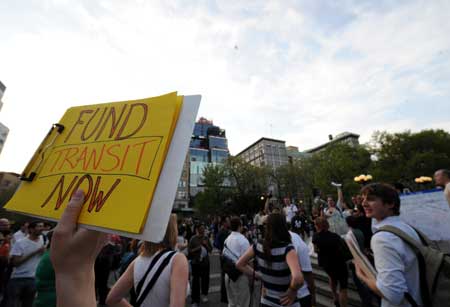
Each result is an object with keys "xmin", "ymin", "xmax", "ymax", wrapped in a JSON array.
[{"xmin": 253, "ymin": 242, "xmax": 300, "ymax": 307}]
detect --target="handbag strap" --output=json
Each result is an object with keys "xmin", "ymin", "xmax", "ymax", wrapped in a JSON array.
[
  {"xmin": 135, "ymin": 249, "xmax": 171, "ymax": 296},
  {"xmin": 223, "ymin": 243, "xmax": 240, "ymax": 261},
  {"xmin": 135, "ymin": 250, "xmax": 177, "ymax": 307}
]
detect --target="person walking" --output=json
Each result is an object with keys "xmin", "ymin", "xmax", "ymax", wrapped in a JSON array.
[
  {"xmin": 106, "ymin": 214, "xmax": 188, "ymax": 307},
  {"xmin": 222, "ymin": 217, "xmax": 250, "ymax": 307},
  {"xmin": 215, "ymin": 217, "xmax": 231, "ymax": 304},
  {"xmin": 313, "ymin": 217, "xmax": 349, "ymax": 307},
  {"xmin": 188, "ymin": 224, "xmax": 212, "ymax": 307},
  {"xmin": 236, "ymin": 213, "xmax": 304, "ymax": 307}
]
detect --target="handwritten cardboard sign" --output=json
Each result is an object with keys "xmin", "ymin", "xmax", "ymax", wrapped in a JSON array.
[{"xmin": 6, "ymin": 93, "xmax": 200, "ymax": 237}]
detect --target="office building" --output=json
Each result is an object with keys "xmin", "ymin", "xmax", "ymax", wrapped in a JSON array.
[
  {"xmin": 286, "ymin": 146, "xmax": 308, "ymax": 163},
  {"xmin": 304, "ymin": 132, "xmax": 360, "ymax": 154},
  {"xmin": 237, "ymin": 137, "xmax": 288, "ymax": 169},
  {"xmin": 173, "ymin": 117, "xmax": 230, "ymax": 210},
  {"xmin": 189, "ymin": 117, "xmax": 229, "ymax": 196}
]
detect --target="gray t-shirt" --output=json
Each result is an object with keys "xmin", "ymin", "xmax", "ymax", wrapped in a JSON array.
[{"xmin": 10, "ymin": 236, "xmax": 44, "ymax": 278}]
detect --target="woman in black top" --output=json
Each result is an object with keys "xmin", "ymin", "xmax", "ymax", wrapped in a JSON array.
[{"xmin": 236, "ymin": 213, "xmax": 304, "ymax": 307}]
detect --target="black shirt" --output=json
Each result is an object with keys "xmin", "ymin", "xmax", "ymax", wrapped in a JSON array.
[
  {"xmin": 312, "ymin": 230, "xmax": 346, "ymax": 270},
  {"xmin": 291, "ymin": 215, "xmax": 303, "ymax": 233}
]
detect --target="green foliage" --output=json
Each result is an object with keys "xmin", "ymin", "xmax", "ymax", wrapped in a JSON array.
[
  {"xmin": 370, "ymin": 129, "xmax": 450, "ymax": 187},
  {"xmin": 193, "ymin": 164, "xmax": 228, "ymax": 216},
  {"xmin": 193, "ymin": 157, "xmax": 270, "ymax": 216},
  {"xmin": 193, "ymin": 129, "xmax": 450, "ymax": 216},
  {"xmin": 309, "ymin": 143, "xmax": 372, "ymax": 197}
]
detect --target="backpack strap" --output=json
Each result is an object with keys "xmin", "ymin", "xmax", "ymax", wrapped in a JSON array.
[
  {"xmin": 375, "ymin": 225, "xmax": 431, "ymax": 307},
  {"xmin": 135, "ymin": 249, "xmax": 171, "ymax": 296},
  {"xmin": 135, "ymin": 250, "xmax": 177, "ymax": 307}
]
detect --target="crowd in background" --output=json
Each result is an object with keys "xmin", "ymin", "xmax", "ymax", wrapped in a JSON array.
[{"xmin": 0, "ymin": 169, "xmax": 448, "ymax": 306}]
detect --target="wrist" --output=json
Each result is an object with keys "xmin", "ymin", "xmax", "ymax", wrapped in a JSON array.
[{"xmin": 55, "ymin": 270, "xmax": 96, "ymax": 307}]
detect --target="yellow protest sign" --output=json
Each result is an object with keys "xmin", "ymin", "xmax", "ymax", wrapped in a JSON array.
[{"xmin": 6, "ymin": 92, "xmax": 183, "ymax": 233}]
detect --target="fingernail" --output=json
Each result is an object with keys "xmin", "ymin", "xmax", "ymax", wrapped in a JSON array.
[{"xmin": 72, "ymin": 189, "xmax": 84, "ymax": 200}]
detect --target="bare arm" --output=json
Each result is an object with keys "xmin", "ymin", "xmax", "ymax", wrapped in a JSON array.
[
  {"xmin": 303, "ymin": 271, "xmax": 316, "ymax": 306},
  {"xmin": 51, "ymin": 190, "xmax": 108, "ymax": 307},
  {"xmin": 286, "ymin": 250, "xmax": 304, "ymax": 289},
  {"xmin": 236, "ymin": 246, "xmax": 259, "ymax": 278},
  {"xmin": 337, "ymin": 187, "xmax": 344, "ymax": 210},
  {"xmin": 169, "ymin": 253, "xmax": 189, "ymax": 307},
  {"xmin": 280, "ymin": 250, "xmax": 304, "ymax": 306},
  {"xmin": 105, "ymin": 261, "xmax": 134, "ymax": 307},
  {"xmin": 10, "ymin": 246, "xmax": 45, "ymax": 267},
  {"xmin": 202, "ymin": 237, "xmax": 212, "ymax": 253},
  {"xmin": 264, "ymin": 197, "xmax": 270, "ymax": 214}
]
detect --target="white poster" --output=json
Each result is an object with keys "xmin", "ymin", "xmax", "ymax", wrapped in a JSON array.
[{"xmin": 400, "ymin": 189, "xmax": 450, "ymax": 242}]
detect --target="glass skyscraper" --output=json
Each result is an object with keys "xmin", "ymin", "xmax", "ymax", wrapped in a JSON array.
[
  {"xmin": 189, "ymin": 117, "xmax": 229, "ymax": 196},
  {"xmin": 173, "ymin": 117, "xmax": 230, "ymax": 210}
]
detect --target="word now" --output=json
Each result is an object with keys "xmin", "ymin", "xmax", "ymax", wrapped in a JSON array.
[{"xmin": 41, "ymin": 175, "xmax": 121, "ymax": 212}]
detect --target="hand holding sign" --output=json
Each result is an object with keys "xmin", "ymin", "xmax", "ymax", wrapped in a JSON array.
[
  {"xmin": 51, "ymin": 189, "xmax": 107, "ymax": 307},
  {"xmin": 6, "ymin": 93, "xmax": 201, "ymax": 242}
]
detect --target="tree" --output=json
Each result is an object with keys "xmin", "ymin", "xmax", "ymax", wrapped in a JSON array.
[
  {"xmin": 193, "ymin": 164, "xmax": 228, "ymax": 216},
  {"xmin": 293, "ymin": 143, "xmax": 372, "ymax": 202},
  {"xmin": 224, "ymin": 157, "xmax": 271, "ymax": 215},
  {"xmin": 370, "ymin": 129, "xmax": 450, "ymax": 187}
]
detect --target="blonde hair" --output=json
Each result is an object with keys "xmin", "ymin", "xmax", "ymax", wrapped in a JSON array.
[{"xmin": 141, "ymin": 214, "xmax": 178, "ymax": 257}]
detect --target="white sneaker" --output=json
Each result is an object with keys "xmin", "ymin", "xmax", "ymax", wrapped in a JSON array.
[{"xmin": 201, "ymin": 296, "xmax": 209, "ymax": 303}]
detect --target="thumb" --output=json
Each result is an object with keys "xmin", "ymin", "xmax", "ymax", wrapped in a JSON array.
[{"xmin": 56, "ymin": 189, "xmax": 85, "ymax": 234}]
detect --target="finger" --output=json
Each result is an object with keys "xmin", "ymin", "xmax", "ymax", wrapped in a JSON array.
[{"xmin": 55, "ymin": 189, "xmax": 85, "ymax": 235}]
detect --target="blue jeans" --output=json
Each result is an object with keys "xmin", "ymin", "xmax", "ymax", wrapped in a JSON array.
[{"xmin": 5, "ymin": 278, "xmax": 36, "ymax": 307}]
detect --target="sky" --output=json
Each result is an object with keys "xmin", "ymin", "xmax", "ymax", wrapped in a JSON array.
[{"xmin": 0, "ymin": 0, "xmax": 449, "ymax": 173}]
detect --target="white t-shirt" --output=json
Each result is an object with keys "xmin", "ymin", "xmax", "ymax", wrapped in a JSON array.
[
  {"xmin": 10, "ymin": 236, "xmax": 44, "ymax": 279},
  {"xmin": 223, "ymin": 231, "xmax": 250, "ymax": 262},
  {"xmin": 12, "ymin": 230, "xmax": 27, "ymax": 246},
  {"xmin": 285, "ymin": 204, "xmax": 298, "ymax": 223},
  {"xmin": 289, "ymin": 231, "xmax": 312, "ymax": 299}
]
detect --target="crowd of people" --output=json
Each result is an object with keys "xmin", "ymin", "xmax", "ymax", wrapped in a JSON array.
[{"xmin": 0, "ymin": 169, "xmax": 449, "ymax": 306}]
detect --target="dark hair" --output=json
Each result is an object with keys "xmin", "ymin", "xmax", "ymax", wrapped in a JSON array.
[
  {"xmin": 361, "ymin": 183, "xmax": 401, "ymax": 215},
  {"xmin": 263, "ymin": 213, "xmax": 291, "ymax": 261},
  {"xmin": 438, "ymin": 169, "xmax": 450, "ymax": 179},
  {"xmin": 346, "ymin": 216, "xmax": 358, "ymax": 228},
  {"xmin": 230, "ymin": 217, "xmax": 241, "ymax": 232},
  {"xmin": 28, "ymin": 221, "xmax": 43, "ymax": 230}
]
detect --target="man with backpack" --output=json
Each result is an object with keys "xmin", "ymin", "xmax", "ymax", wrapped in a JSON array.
[{"xmin": 356, "ymin": 183, "xmax": 423, "ymax": 307}]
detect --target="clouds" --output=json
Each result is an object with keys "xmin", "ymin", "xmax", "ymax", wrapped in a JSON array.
[{"xmin": 0, "ymin": 0, "xmax": 449, "ymax": 172}]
